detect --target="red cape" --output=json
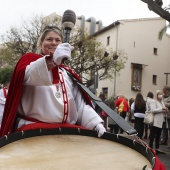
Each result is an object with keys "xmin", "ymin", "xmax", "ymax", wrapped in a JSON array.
[{"xmin": 0, "ymin": 53, "xmax": 92, "ymax": 137}]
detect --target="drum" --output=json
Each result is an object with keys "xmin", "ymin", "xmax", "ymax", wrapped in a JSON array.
[{"xmin": 0, "ymin": 128, "xmax": 161, "ymax": 170}]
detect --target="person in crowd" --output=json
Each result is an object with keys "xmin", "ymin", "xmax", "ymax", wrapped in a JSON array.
[
  {"xmin": 114, "ymin": 95, "xmax": 129, "ymax": 133},
  {"xmin": 144, "ymin": 92, "xmax": 154, "ymax": 139},
  {"xmin": 95, "ymin": 92, "xmax": 108, "ymax": 129},
  {"xmin": 131, "ymin": 93, "xmax": 146, "ymax": 139},
  {"xmin": 0, "ymin": 25, "xmax": 105, "ymax": 138},
  {"xmin": 0, "ymin": 82, "xmax": 9, "ymax": 128},
  {"xmin": 95, "ymin": 93, "xmax": 106, "ymax": 116},
  {"xmin": 129, "ymin": 98, "xmax": 135, "ymax": 123},
  {"xmin": 108, "ymin": 96, "xmax": 119, "ymax": 134},
  {"xmin": 160, "ymin": 86, "xmax": 170, "ymax": 145},
  {"xmin": 148, "ymin": 90, "xmax": 168, "ymax": 153}
]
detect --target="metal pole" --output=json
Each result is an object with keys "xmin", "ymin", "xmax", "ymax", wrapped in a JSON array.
[
  {"xmin": 113, "ymin": 61, "xmax": 117, "ymax": 97},
  {"xmin": 113, "ymin": 24, "xmax": 118, "ymax": 97}
]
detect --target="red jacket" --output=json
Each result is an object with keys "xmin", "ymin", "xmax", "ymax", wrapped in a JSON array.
[{"xmin": 114, "ymin": 97, "xmax": 129, "ymax": 113}]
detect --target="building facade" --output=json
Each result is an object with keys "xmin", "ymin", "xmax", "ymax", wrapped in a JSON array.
[
  {"xmin": 47, "ymin": 12, "xmax": 170, "ymax": 100},
  {"xmin": 92, "ymin": 17, "xmax": 170, "ymax": 99}
]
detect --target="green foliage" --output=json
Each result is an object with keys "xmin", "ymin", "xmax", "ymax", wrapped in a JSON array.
[
  {"xmin": 67, "ymin": 30, "xmax": 127, "ymax": 87},
  {"xmin": 0, "ymin": 67, "xmax": 14, "ymax": 85},
  {"xmin": 0, "ymin": 14, "xmax": 60, "ymax": 67},
  {"xmin": 106, "ymin": 95, "xmax": 118, "ymax": 110},
  {"xmin": 158, "ymin": 23, "xmax": 170, "ymax": 40}
]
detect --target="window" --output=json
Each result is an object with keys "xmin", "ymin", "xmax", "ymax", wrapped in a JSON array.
[
  {"xmin": 102, "ymin": 87, "xmax": 108, "ymax": 98},
  {"xmin": 153, "ymin": 75, "xmax": 157, "ymax": 85},
  {"xmin": 107, "ymin": 36, "xmax": 110, "ymax": 46},
  {"xmin": 153, "ymin": 48, "xmax": 158, "ymax": 55},
  {"xmin": 131, "ymin": 64, "xmax": 142, "ymax": 91}
]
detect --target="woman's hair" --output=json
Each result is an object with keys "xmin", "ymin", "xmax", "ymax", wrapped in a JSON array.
[
  {"xmin": 129, "ymin": 98, "xmax": 134, "ymax": 107},
  {"xmin": 36, "ymin": 25, "xmax": 63, "ymax": 54},
  {"xmin": 163, "ymin": 85, "xmax": 170, "ymax": 91},
  {"xmin": 147, "ymin": 92, "xmax": 154, "ymax": 99},
  {"xmin": 135, "ymin": 93, "xmax": 145, "ymax": 109}
]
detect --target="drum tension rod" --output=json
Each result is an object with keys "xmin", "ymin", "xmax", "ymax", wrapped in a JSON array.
[
  {"xmin": 133, "ymin": 135, "xmax": 152, "ymax": 155},
  {"xmin": 78, "ymin": 128, "xmax": 80, "ymax": 133},
  {"xmin": 116, "ymin": 134, "xmax": 119, "ymax": 139},
  {"xmin": 4, "ymin": 135, "xmax": 7, "ymax": 140}
]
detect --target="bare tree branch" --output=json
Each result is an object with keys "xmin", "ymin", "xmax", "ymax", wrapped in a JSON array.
[{"xmin": 141, "ymin": 0, "xmax": 170, "ymax": 22}]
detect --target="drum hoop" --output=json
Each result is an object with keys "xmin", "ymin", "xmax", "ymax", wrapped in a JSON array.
[{"xmin": 0, "ymin": 128, "xmax": 155, "ymax": 168}]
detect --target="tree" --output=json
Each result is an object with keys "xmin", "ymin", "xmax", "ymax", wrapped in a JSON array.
[
  {"xmin": 0, "ymin": 14, "xmax": 127, "ymax": 87},
  {"xmin": 0, "ymin": 66, "xmax": 14, "ymax": 85},
  {"xmin": 158, "ymin": 21, "xmax": 170, "ymax": 39},
  {"xmin": 141, "ymin": 1, "xmax": 170, "ymax": 40},
  {"xmin": 141, "ymin": 0, "xmax": 170, "ymax": 22},
  {"xmin": 0, "ymin": 14, "xmax": 60, "ymax": 68},
  {"xmin": 67, "ymin": 30, "xmax": 127, "ymax": 87}
]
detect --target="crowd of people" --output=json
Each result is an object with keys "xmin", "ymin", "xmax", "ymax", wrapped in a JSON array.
[{"xmin": 95, "ymin": 86, "xmax": 170, "ymax": 153}]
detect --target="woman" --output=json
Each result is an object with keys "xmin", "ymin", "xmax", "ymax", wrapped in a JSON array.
[
  {"xmin": 149, "ymin": 90, "xmax": 168, "ymax": 153},
  {"xmin": 144, "ymin": 92, "xmax": 154, "ymax": 139},
  {"xmin": 131, "ymin": 93, "xmax": 146, "ymax": 139},
  {"xmin": 0, "ymin": 25, "xmax": 105, "ymax": 137},
  {"xmin": 0, "ymin": 82, "xmax": 9, "ymax": 128}
]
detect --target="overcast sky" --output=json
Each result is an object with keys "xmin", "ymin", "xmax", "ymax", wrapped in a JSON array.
[{"xmin": 0, "ymin": 0, "xmax": 169, "ymax": 36}]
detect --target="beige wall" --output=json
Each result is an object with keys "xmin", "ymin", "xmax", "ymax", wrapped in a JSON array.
[
  {"xmin": 95, "ymin": 18, "xmax": 170, "ymax": 100},
  {"xmin": 46, "ymin": 13, "xmax": 170, "ymax": 100}
]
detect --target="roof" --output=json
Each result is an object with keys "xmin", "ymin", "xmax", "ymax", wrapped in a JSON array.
[{"xmin": 91, "ymin": 17, "xmax": 165, "ymax": 37}]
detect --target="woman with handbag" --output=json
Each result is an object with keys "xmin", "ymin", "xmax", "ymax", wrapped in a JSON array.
[{"xmin": 149, "ymin": 90, "xmax": 168, "ymax": 153}]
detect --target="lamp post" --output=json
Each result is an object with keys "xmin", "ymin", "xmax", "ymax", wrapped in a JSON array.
[{"xmin": 113, "ymin": 53, "xmax": 118, "ymax": 97}]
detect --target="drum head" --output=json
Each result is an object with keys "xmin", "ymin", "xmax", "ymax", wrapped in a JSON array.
[{"xmin": 0, "ymin": 132, "xmax": 151, "ymax": 170}]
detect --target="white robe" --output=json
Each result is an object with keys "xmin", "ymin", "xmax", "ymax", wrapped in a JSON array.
[
  {"xmin": 0, "ymin": 88, "xmax": 8, "ymax": 128},
  {"xmin": 18, "ymin": 57, "xmax": 103, "ymax": 130}
]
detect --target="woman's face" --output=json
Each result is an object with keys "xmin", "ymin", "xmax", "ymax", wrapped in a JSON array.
[
  {"xmin": 41, "ymin": 31, "xmax": 62, "ymax": 55},
  {"xmin": 157, "ymin": 92, "xmax": 163, "ymax": 100}
]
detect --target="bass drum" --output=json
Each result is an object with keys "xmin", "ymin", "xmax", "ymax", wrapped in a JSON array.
[{"xmin": 0, "ymin": 128, "xmax": 163, "ymax": 170}]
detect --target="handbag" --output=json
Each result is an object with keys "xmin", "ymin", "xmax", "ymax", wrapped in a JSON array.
[
  {"xmin": 143, "ymin": 110, "xmax": 154, "ymax": 125},
  {"xmin": 144, "ymin": 103, "xmax": 154, "ymax": 125}
]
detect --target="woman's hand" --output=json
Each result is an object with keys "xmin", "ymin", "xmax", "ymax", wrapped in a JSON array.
[
  {"xmin": 53, "ymin": 43, "xmax": 74, "ymax": 65},
  {"xmin": 95, "ymin": 123, "xmax": 106, "ymax": 138},
  {"xmin": 162, "ymin": 107, "xmax": 169, "ymax": 113}
]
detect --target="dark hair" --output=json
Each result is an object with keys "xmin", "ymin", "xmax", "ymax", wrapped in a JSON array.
[
  {"xmin": 163, "ymin": 85, "xmax": 170, "ymax": 91},
  {"xmin": 129, "ymin": 98, "xmax": 134, "ymax": 107},
  {"xmin": 135, "ymin": 93, "xmax": 146, "ymax": 109},
  {"xmin": 99, "ymin": 93, "xmax": 105, "ymax": 100},
  {"xmin": 147, "ymin": 92, "xmax": 154, "ymax": 99}
]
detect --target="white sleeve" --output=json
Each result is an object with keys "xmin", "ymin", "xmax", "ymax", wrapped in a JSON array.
[
  {"xmin": 151, "ymin": 101, "xmax": 162, "ymax": 113},
  {"xmin": 24, "ymin": 57, "xmax": 52, "ymax": 86},
  {"xmin": 0, "ymin": 89, "xmax": 6, "ymax": 104},
  {"xmin": 131, "ymin": 102, "xmax": 135, "ymax": 113},
  {"xmin": 72, "ymin": 82, "xmax": 103, "ymax": 130}
]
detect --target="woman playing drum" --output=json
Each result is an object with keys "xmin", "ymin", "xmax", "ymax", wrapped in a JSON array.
[{"xmin": 0, "ymin": 25, "xmax": 105, "ymax": 138}]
